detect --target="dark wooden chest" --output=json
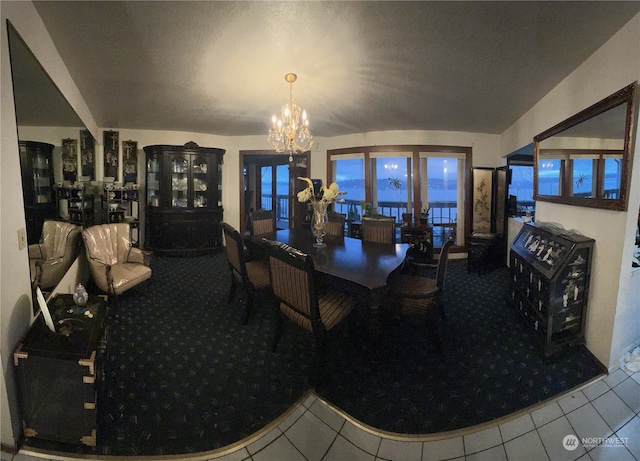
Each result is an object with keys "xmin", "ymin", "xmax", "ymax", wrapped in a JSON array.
[{"xmin": 13, "ymin": 294, "xmax": 107, "ymax": 447}]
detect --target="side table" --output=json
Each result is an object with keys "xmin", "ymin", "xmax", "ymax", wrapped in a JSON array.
[{"xmin": 468, "ymin": 232, "xmax": 499, "ymax": 274}]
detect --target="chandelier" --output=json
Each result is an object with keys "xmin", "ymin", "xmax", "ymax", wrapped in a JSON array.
[{"xmin": 267, "ymin": 73, "xmax": 314, "ymax": 161}]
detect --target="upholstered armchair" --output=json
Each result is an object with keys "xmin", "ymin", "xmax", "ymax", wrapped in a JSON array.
[
  {"xmin": 28, "ymin": 220, "xmax": 81, "ymax": 289},
  {"xmin": 82, "ymin": 223, "xmax": 151, "ymax": 297}
]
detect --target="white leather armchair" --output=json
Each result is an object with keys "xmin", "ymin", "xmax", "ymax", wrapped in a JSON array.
[
  {"xmin": 82, "ymin": 223, "xmax": 152, "ymax": 296},
  {"xmin": 28, "ymin": 220, "xmax": 81, "ymax": 289}
]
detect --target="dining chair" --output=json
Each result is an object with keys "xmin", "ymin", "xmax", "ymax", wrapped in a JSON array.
[
  {"xmin": 325, "ymin": 211, "xmax": 346, "ymax": 237},
  {"xmin": 361, "ymin": 215, "xmax": 396, "ymax": 244},
  {"xmin": 249, "ymin": 209, "xmax": 276, "ymax": 236},
  {"xmin": 267, "ymin": 240, "xmax": 356, "ymax": 386},
  {"xmin": 221, "ymin": 222, "xmax": 271, "ymax": 324},
  {"xmin": 385, "ymin": 231, "xmax": 455, "ymax": 352}
]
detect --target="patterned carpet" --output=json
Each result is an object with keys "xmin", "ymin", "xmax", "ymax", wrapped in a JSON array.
[{"xmin": 22, "ymin": 253, "xmax": 605, "ymax": 456}]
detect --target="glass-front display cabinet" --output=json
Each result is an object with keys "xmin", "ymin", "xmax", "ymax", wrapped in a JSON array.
[
  {"xmin": 19, "ymin": 141, "xmax": 58, "ymax": 244},
  {"xmin": 143, "ymin": 142, "xmax": 225, "ymax": 255}
]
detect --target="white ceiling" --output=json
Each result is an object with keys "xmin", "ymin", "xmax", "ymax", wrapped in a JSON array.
[{"xmin": 12, "ymin": 1, "xmax": 640, "ymax": 138}]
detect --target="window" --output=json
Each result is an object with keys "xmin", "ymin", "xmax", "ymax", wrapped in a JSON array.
[
  {"xmin": 260, "ymin": 166, "xmax": 273, "ymax": 211},
  {"xmin": 328, "ymin": 146, "xmax": 471, "ymax": 248},
  {"xmin": 371, "ymin": 153, "xmax": 412, "ymax": 220},
  {"xmin": 536, "ymin": 150, "xmax": 624, "ymax": 203},
  {"xmin": 420, "ymin": 154, "xmax": 465, "ymax": 247},
  {"xmin": 509, "ymin": 164, "xmax": 534, "ymax": 214},
  {"xmin": 332, "ymin": 155, "xmax": 365, "ymax": 221},
  {"xmin": 571, "ymin": 157, "xmax": 595, "ymax": 198}
]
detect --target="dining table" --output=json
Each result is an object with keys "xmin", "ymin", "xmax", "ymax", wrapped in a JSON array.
[{"xmin": 248, "ymin": 228, "xmax": 411, "ymax": 338}]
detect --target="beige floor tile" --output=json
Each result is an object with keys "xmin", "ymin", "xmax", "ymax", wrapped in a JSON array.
[
  {"xmin": 463, "ymin": 426, "xmax": 502, "ymax": 454},
  {"xmin": 504, "ymin": 430, "xmax": 549, "ymax": 461},
  {"xmin": 339, "ymin": 420, "xmax": 381, "ymax": 455},
  {"xmin": 377, "ymin": 438, "xmax": 423, "ymax": 461},
  {"xmin": 285, "ymin": 410, "xmax": 338, "ymax": 461},
  {"xmin": 323, "ymin": 435, "xmax": 375, "ymax": 461},
  {"xmin": 592, "ymin": 390, "xmax": 635, "ymax": 432},
  {"xmin": 422, "ymin": 437, "xmax": 464, "ymax": 461},
  {"xmin": 612, "ymin": 377, "xmax": 640, "ymax": 413},
  {"xmin": 499, "ymin": 413, "xmax": 535, "ymax": 442}
]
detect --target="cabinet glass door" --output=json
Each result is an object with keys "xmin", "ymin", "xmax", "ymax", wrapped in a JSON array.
[
  {"xmin": 146, "ymin": 154, "xmax": 160, "ymax": 207},
  {"xmin": 192, "ymin": 156, "xmax": 209, "ymax": 208},
  {"xmin": 171, "ymin": 156, "xmax": 189, "ymax": 208},
  {"xmin": 32, "ymin": 153, "xmax": 53, "ymax": 204}
]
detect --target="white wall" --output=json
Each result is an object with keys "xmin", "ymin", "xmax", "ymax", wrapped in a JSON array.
[{"xmin": 500, "ymin": 13, "xmax": 640, "ymax": 368}]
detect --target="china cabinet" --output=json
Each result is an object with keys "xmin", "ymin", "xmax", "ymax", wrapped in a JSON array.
[
  {"xmin": 56, "ymin": 184, "xmax": 95, "ymax": 228},
  {"xmin": 144, "ymin": 142, "xmax": 225, "ymax": 255},
  {"xmin": 102, "ymin": 186, "xmax": 140, "ymax": 245},
  {"xmin": 509, "ymin": 222, "xmax": 594, "ymax": 358},
  {"xmin": 19, "ymin": 141, "xmax": 57, "ymax": 244}
]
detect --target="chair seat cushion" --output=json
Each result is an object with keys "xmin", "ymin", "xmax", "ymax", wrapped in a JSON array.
[
  {"xmin": 246, "ymin": 260, "xmax": 271, "ymax": 289},
  {"xmin": 281, "ymin": 291, "xmax": 355, "ymax": 332},
  {"xmin": 388, "ymin": 275, "xmax": 438, "ymax": 298},
  {"xmin": 110, "ymin": 263, "xmax": 152, "ymax": 295}
]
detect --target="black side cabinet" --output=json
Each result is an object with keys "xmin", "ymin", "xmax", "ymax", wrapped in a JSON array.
[
  {"xmin": 13, "ymin": 294, "xmax": 107, "ymax": 447},
  {"xmin": 509, "ymin": 222, "xmax": 594, "ymax": 358},
  {"xmin": 144, "ymin": 141, "xmax": 225, "ymax": 255},
  {"xmin": 19, "ymin": 141, "xmax": 57, "ymax": 244}
]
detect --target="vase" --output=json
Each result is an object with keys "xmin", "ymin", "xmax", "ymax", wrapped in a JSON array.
[
  {"xmin": 73, "ymin": 283, "xmax": 89, "ymax": 307},
  {"xmin": 311, "ymin": 201, "xmax": 329, "ymax": 248}
]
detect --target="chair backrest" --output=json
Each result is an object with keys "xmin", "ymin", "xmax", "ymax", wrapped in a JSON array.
[
  {"xmin": 266, "ymin": 241, "xmax": 321, "ymax": 332},
  {"xmin": 82, "ymin": 223, "xmax": 132, "ymax": 265},
  {"xmin": 249, "ymin": 209, "xmax": 275, "ymax": 235},
  {"xmin": 221, "ymin": 222, "xmax": 247, "ymax": 282},
  {"xmin": 361, "ymin": 215, "xmax": 395, "ymax": 244},
  {"xmin": 435, "ymin": 233, "xmax": 455, "ymax": 291},
  {"xmin": 325, "ymin": 211, "xmax": 346, "ymax": 237},
  {"xmin": 40, "ymin": 220, "xmax": 80, "ymax": 260}
]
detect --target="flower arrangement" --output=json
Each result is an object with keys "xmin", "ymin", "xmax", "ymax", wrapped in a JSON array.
[
  {"xmin": 296, "ymin": 177, "xmax": 346, "ymax": 204},
  {"xmin": 297, "ymin": 177, "xmax": 346, "ymax": 247}
]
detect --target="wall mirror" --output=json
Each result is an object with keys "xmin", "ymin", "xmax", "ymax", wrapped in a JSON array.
[
  {"xmin": 534, "ymin": 82, "xmax": 637, "ymax": 211},
  {"xmin": 7, "ymin": 21, "xmax": 93, "ymax": 294}
]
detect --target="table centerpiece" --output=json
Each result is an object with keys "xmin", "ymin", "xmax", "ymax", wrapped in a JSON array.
[{"xmin": 297, "ymin": 177, "xmax": 346, "ymax": 248}]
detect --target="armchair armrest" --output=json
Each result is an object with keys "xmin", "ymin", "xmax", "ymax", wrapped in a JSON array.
[
  {"xmin": 28, "ymin": 243, "xmax": 45, "ymax": 260},
  {"xmin": 126, "ymin": 247, "xmax": 152, "ymax": 266}
]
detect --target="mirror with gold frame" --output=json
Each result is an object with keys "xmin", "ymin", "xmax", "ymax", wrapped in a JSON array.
[{"xmin": 534, "ymin": 82, "xmax": 637, "ymax": 211}]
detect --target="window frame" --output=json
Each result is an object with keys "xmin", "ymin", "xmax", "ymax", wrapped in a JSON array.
[{"xmin": 327, "ymin": 145, "xmax": 472, "ymax": 249}]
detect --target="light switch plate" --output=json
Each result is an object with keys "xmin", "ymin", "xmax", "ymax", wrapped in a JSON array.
[{"xmin": 17, "ymin": 228, "xmax": 27, "ymax": 250}]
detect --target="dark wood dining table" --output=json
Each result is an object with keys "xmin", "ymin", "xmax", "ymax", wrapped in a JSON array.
[{"xmin": 249, "ymin": 228, "xmax": 410, "ymax": 337}]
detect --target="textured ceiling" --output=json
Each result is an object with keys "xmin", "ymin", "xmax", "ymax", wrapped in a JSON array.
[{"xmin": 11, "ymin": 1, "xmax": 640, "ymax": 138}]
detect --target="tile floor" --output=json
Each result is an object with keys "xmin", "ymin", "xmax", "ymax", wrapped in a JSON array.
[{"xmin": 5, "ymin": 367, "xmax": 640, "ymax": 461}]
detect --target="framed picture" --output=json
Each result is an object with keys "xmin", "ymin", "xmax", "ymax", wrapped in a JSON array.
[
  {"xmin": 80, "ymin": 130, "xmax": 95, "ymax": 179},
  {"xmin": 62, "ymin": 138, "xmax": 77, "ymax": 182},
  {"xmin": 122, "ymin": 140, "xmax": 138, "ymax": 184},
  {"xmin": 104, "ymin": 130, "xmax": 119, "ymax": 180}
]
